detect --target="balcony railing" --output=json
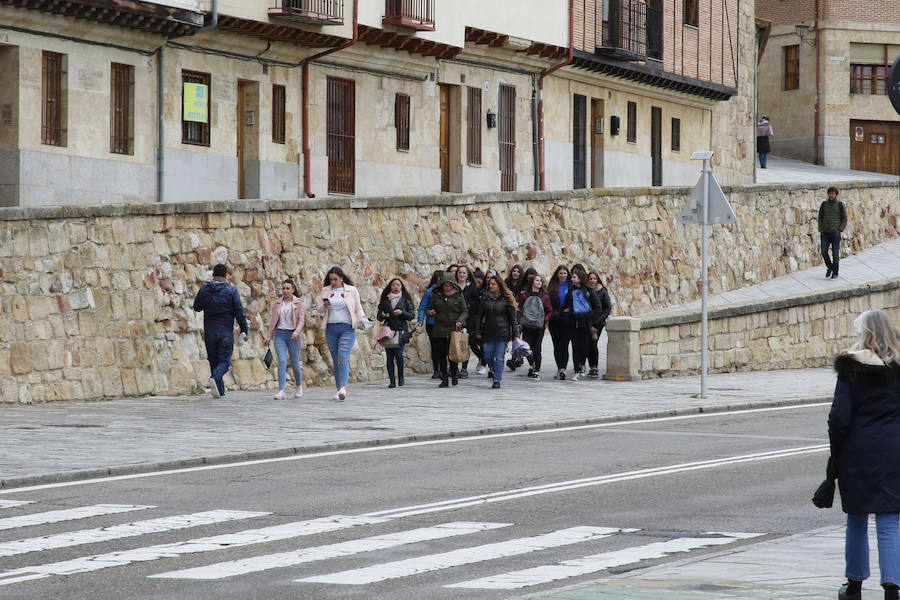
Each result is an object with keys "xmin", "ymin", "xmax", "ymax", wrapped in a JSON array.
[
  {"xmin": 268, "ymin": 0, "xmax": 343, "ymax": 25},
  {"xmin": 383, "ymin": 0, "xmax": 434, "ymax": 31},
  {"xmin": 601, "ymin": 0, "xmax": 647, "ymax": 60}
]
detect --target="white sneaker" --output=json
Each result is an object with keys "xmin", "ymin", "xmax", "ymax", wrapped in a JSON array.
[
  {"xmin": 208, "ymin": 378, "xmax": 220, "ymax": 398},
  {"xmin": 475, "ymin": 364, "xmax": 487, "ymax": 375},
  {"xmin": 333, "ymin": 390, "xmax": 342, "ymax": 401},
  {"xmin": 337, "ymin": 387, "xmax": 347, "ymax": 401},
  {"xmin": 294, "ymin": 386, "xmax": 303, "ymax": 398},
  {"xmin": 532, "ymin": 373, "xmax": 541, "ymax": 381},
  {"xmin": 570, "ymin": 372, "xmax": 580, "ymax": 382}
]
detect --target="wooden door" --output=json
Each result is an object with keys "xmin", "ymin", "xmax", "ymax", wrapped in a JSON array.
[
  {"xmin": 499, "ymin": 83, "xmax": 516, "ymax": 191},
  {"xmin": 591, "ymin": 98, "xmax": 604, "ymax": 188},
  {"xmin": 651, "ymin": 106, "xmax": 662, "ymax": 186},
  {"xmin": 237, "ymin": 81, "xmax": 246, "ymax": 199},
  {"xmin": 850, "ymin": 119, "xmax": 900, "ymax": 175},
  {"xmin": 439, "ymin": 84, "xmax": 450, "ymax": 192},
  {"xmin": 327, "ymin": 77, "xmax": 355, "ymax": 194}
]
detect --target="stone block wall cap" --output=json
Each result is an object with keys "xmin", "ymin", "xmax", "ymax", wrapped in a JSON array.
[{"xmin": 606, "ymin": 316, "xmax": 641, "ymax": 331}]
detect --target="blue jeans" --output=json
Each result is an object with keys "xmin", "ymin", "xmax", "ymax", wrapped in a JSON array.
[
  {"xmin": 274, "ymin": 329, "xmax": 302, "ymax": 390},
  {"xmin": 821, "ymin": 231, "xmax": 841, "ymax": 274},
  {"xmin": 385, "ymin": 345, "xmax": 405, "ymax": 381},
  {"xmin": 325, "ymin": 322, "xmax": 356, "ymax": 388},
  {"xmin": 758, "ymin": 152, "xmax": 768, "ymax": 167},
  {"xmin": 204, "ymin": 329, "xmax": 233, "ymax": 396},
  {"xmin": 483, "ymin": 340, "xmax": 508, "ymax": 382},
  {"xmin": 846, "ymin": 513, "xmax": 900, "ymax": 585}
]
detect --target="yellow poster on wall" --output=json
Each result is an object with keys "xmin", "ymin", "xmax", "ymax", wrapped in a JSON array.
[{"xmin": 183, "ymin": 83, "xmax": 209, "ymax": 123}]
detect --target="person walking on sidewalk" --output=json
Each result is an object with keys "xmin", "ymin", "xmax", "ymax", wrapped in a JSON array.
[
  {"xmin": 505, "ymin": 264, "xmax": 525, "ymax": 296},
  {"xmin": 547, "ymin": 265, "xmax": 571, "ymax": 380},
  {"xmin": 193, "ymin": 263, "xmax": 248, "ymax": 398},
  {"xmin": 464, "ymin": 268, "xmax": 487, "ymax": 376},
  {"xmin": 475, "ymin": 275, "xmax": 519, "ymax": 389},
  {"xmin": 586, "ymin": 271, "xmax": 612, "ymax": 379},
  {"xmin": 562, "ymin": 265, "xmax": 603, "ymax": 381},
  {"xmin": 819, "ymin": 186, "xmax": 847, "ymax": 280},
  {"xmin": 377, "ymin": 278, "xmax": 415, "ymax": 388},
  {"xmin": 426, "ymin": 273, "xmax": 468, "ymax": 388},
  {"xmin": 518, "ymin": 273, "xmax": 552, "ymax": 380},
  {"xmin": 829, "ymin": 309, "xmax": 900, "ymax": 600},
  {"xmin": 316, "ymin": 267, "xmax": 366, "ymax": 402},
  {"xmin": 453, "ymin": 265, "xmax": 475, "ymax": 379},
  {"xmin": 417, "ymin": 270, "xmax": 444, "ymax": 379},
  {"xmin": 264, "ymin": 279, "xmax": 306, "ymax": 400},
  {"xmin": 756, "ymin": 115, "xmax": 773, "ymax": 169}
]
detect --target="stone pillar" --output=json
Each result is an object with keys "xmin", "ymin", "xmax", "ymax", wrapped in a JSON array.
[{"xmin": 603, "ymin": 316, "xmax": 642, "ymax": 381}]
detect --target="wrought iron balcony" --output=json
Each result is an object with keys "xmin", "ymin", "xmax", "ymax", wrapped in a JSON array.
[
  {"xmin": 269, "ymin": 0, "xmax": 343, "ymax": 25},
  {"xmin": 383, "ymin": 0, "xmax": 434, "ymax": 31},
  {"xmin": 598, "ymin": 0, "xmax": 648, "ymax": 61}
]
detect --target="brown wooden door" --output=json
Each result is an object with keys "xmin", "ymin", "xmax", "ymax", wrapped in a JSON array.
[
  {"xmin": 439, "ymin": 84, "xmax": 450, "ymax": 192},
  {"xmin": 591, "ymin": 98, "xmax": 604, "ymax": 188},
  {"xmin": 499, "ymin": 83, "xmax": 516, "ymax": 191},
  {"xmin": 850, "ymin": 119, "xmax": 900, "ymax": 175},
  {"xmin": 237, "ymin": 81, "xmax": 246, "ymax": 199},
  {"xmin": 327, "ymin": 77, "xmax": 355, "ymax": 194}
]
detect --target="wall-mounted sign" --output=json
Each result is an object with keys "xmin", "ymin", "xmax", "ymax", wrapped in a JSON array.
[
  {"xmin": 245, "ymin": 110, "xmax": 255, "ymax": 127},
  {"xmin": 0, "ymin": 31, "xmax": 8, "ymax": 44},
  {"xmin": 183, "ymin": 83, "xmax": 208, "ymax": 123},
  {"xmin": 1, "ymin": 103, "xmax": 12, "ymax": 126},
  {"xmin": 829, "ymin": 56, "xmax": 845, "ymax": 62},
  {"xmin": 594, "ymin": 115, "xmax": 604, "ymax": 134},
  {"xmin": 855, "ymin": 126, "xmax": 864, "ymax": 142}
]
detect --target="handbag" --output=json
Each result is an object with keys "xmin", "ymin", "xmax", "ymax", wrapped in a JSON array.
[
  {"xmin": 375, "ymin": 324, "xmax": 393, "ymax": 343},
  {"xmin": 379, "ymin": 331, "xmax": 401, "ymax": 349},
  {"xmin": 263, "ymin": 346, "xmax": 274, "ymax": 370},
  {"xmin": 449, "ymin": 329, "xmax": 470, "ymax": 363}
]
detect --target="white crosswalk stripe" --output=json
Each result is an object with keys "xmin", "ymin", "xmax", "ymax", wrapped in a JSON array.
[
  {"xmin": 0, "ymin": 500, "xmax": 33, "ymax": 510},
  {"xmin": 151, "ymin": 521, "xmax": 511, "ymax": 580},
  {"xmin": 0, "ymin": 510, "xmax": 269, "ymax": 557},
  {"xmin": 0, "ymin": 504, "xmax": 152, "ymax": 531},
  {"xmin": 297, "ymin": 526, "xmax": 629, "ymax": 585},
  {"xmin": 447, "ymin": 532, "xmax": 764, "ymax": 589}
]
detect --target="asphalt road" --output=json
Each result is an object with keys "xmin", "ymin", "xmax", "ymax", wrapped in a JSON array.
[{"xmin": 0, "ymin": 403, "xmax": 835, "ymax": 600}]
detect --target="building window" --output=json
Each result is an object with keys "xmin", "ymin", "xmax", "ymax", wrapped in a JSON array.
[
  {"xmin": 395, "ymin": 93, "xmax": 410, "ymax": 151},
  {"xmin": 626, "ymin": 101, "xmax": 637, "ymax": 143},
  {"xmin": 182, "ymin": 70, "xmax": 210, "ymax": 146},
  {"xmin": 783, "ymin": 45, "xmax": 800, "ymax": 91},
  {"xmin": 683, "ymin": 0, "xmax": 698, "ymax": 27},
  {"xmin": 850, "ymin": 64, "xmax": 887, "ymax": 95},
  {"xmin": 671, "ymin": 117, "xmax": 680, "ymax": 152},
  {"xmin": 110, "ymin": 63, "xmax": 134, "ymax": 155},
  {"xmin": 573, "ymin": 94, "xmax": 586, "ymax": 189},
  {"xmin": 42, "ymin": 51, "xmax": 66, "ymax": 147},
  {"xmin": 272, "ymin": 84, "xmax": 286, "ymax": 144},
  {"xmin": 466, "ymin": 86, "xmax": 481, "ymax": 165},
  {"xmin": 326, "ymin": 76, "xmax": 355, "ymax": 195}
]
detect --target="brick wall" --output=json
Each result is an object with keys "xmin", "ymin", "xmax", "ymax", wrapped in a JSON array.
[{"xmin": 758, "ymin": 0, "xmax": 900, "ymax": 26}]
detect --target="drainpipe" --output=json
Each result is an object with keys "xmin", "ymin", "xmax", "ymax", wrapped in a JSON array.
[
  {"xmin": 302, "ymin": 0, "xmax": 359, "ymax": 198},
  {"xmin": 531, "ymin": 74, "xmax": 540, "ymax": 190},
  {"xmin": 157, "ymin": 0, "xmax": 219, "ymax": 203},
  {"xmin": 537, "ymin": 0, "xmax": 574, "ymax": 191},
  {"xmin": 813, "ymin": 0, "xmax": 820, "ymax": 165}
]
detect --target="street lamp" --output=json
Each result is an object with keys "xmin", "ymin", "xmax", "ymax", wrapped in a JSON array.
[{"xmin": 795, "ymin": 22, "xmax": 816, "ymax": 46}]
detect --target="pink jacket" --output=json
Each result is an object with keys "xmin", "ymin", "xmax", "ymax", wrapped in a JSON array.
[
  {"xmin": 316, "ymin": 284, "xmax": 366, "ymax": 328},
  {"xmin": 266, "ymin": 296, "xmax": 306, "ymax": 340}
]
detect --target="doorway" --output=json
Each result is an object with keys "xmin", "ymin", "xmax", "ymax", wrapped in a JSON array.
[
  {"xmin": 850, "ymin": 119, "xmax": 900, "ymax": 175},
  {"xmin": 651, "ymin": 105, "xmax": 662, "ymax": 186},
  {"xmin": 591, "ymin": 98, "xmax": 604, "ymax": 188}
]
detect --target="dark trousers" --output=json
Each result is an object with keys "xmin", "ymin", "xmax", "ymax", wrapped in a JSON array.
[
  {"xmin": 548, "ymin": 319, "xmax": 570, "ymax": 370},
  {"xmin": 458, "ymin": 336, "xmax": 485, "ymax": 371},
  {"xmin": 385, "ymin": 345, "xmax": 405, "ymax": 381},
  {"xmin": 821, "ymin": 231, "xmax": 841, "ymax": 274},
  {"xmin": 587, "ymin": 325, "xmax": 604, "ymax": 368},
  {"xmin": 431, "ymin": 336, "xmax": 457, "ymax": 380},
  {"xmin": 522, "ymin": 326, "xmax": 545, "ymax": 372},
  {"xmin": 569, "ymin": 324, "xmax": 591, "ymax": 374},
  {"xmin": 425, "ymin": 323, "xmax": 440, "ymax": 373},
  {"xmin": 204, "ymin": 329, "xmax": 233, "ymax": 396}
]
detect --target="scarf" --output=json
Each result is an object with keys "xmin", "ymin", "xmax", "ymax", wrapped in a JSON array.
[{"xmin": 388, "ymin": 292, "xmax": 401, "ymax": 309}]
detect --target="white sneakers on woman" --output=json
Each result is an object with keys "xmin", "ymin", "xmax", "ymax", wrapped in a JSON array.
[
  {"xmin": 274, "ymin": 387, "xmax": 302, "ymax": 400},
  {"xmin": 295, "ymin": 386, "xmax": 303, "ymax": 398},
  {"xmin": 273, "ymin": 389, "xmax": 286, "ymax": 400}
]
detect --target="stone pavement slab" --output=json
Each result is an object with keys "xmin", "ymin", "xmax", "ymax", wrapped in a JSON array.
[{"xmin": 756, "ymin": 155, "xmax": 894, "ymax": 184}]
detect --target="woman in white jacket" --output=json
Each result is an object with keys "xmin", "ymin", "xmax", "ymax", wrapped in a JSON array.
[
  {"xmin": 264, "ymin": 279, "xmax": 306, "ymax": 400},
  {"xmin": 316, "ymin": 267, "xmax": 366, "ymax": 401}
]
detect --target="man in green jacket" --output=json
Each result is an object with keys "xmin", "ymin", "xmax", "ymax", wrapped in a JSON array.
[{"xmin": 818, "ymin": 186, "xmax": 847, "ymax": 280}]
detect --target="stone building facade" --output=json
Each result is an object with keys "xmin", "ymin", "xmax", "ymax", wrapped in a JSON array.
[{"xmin": 756, "ymin": 0, "xmax": 900, "ymax": 173}]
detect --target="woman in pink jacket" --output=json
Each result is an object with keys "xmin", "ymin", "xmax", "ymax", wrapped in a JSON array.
[
  {"xmin": 316, "ymin": 266, "xmax": 366, "ymax": 401},
  {"xmin": 264, "ymin": 279, "xmax": 306, "ymax": 400}
]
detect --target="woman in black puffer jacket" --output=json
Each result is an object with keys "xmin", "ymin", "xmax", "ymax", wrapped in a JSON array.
[{"xmin": 474, "ymin": 275, "xmax": 518, "ymax": 389}]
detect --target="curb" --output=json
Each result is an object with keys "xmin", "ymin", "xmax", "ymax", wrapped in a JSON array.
[{"xmin": 0, "ymin": 395, "xmax": 832, "ymax": 490}]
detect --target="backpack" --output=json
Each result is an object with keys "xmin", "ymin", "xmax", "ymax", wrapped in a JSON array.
[
  {"xmin": 572, "ymin": 288, "xmax": 591, "ymax": 315},
  {"xmin": 521, "ymin": 294, "xmax": 545, "ymax": 328}
]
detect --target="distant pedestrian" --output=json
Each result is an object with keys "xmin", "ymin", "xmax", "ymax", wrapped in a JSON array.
[
  {"xmin": 505, "ymin": 264, "xmax": 525, "ymax": 296},
  {"xmin": 475, "ymin": 275, "xmax": 519, "ymax": 389},
  {"xmin": 547, "ymin": 264, "xmax": 571, "ymax": 380},
  {"xmin": 377, "ymin": 278, "xmax": 415, "ymax": 388},
  {"xmin": 316, "ymin": 266, "xmax": 366, "ymax": 401},
  {"xmin": 264, "ymin": 279, "xmax": 306, "ymax": 400},
  {"xmin": 427, "ymin": 273, "xmax": 468, "ymax": 388},
  {"xmin": 756, "ymin": 115, "xmax": 773, "ymax": 168},
  {"xmin": 192, "ymin": 263, "xmax": 248, "ymax": 398},
  {"xmin": 453, "ymin": 265, "xmax": 474, "ymax": 378},
  {"xmin": 417, "ymin": 270, "xmax": 444, "ymax": 379},
  {"xmin": 518, "ymin": 273, "xmax": 552, "ymax": 380},
  {"xmin": 818, "ymin": 186, "xmax": 847, "ymax": 280},
  {"xmin": 829, "ymin": 310, "xmax": 900, "ymax": 600},
  {"xmin": 562, "ymin": 265, "xmax": 603, "ymax": 381},
  {"xmin": 466, "ymin": 269, "xmax": 488, "ymax": 375},
  {"xmin": 586, "ymin": 272, "xmax": 612, "ymax": 379}
]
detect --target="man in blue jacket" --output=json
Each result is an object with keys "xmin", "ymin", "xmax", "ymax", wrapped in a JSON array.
[{"xmin": 193, "ymin": 264, "xmax": 248, "ymax": 398}]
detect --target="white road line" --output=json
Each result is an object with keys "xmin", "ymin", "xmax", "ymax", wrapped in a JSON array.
[
  {"xmin": 0, "ymin": 403, "xmax": 830, "ymax": 495},
  {"xmin": 447, "ymin": 533, "xmax": 763, "ymax": 589},
  {"xmin": 151, "ymin": 521, "xmax": 511, "ymax": 580},
  {"xmin": 0, "ymin": 515, "xmax": 386, "ymax": 587},
  {"xmin": 0, "ymin": 500, "xmax": 33, "ymax": 509},
  {"xmin": 0, "ymin": 510, "xmax": 269, "ymax": 557},
  {"xmin": 361, "ymin": 444, "xmax": 828, "ymax": 518},
  {"xmin": 0, "ymin": 504, "xmax": 152, "ymax": 531},
  {"xmin": 297, "ymin": 526, "xmax": 630, "ymax": 585}
]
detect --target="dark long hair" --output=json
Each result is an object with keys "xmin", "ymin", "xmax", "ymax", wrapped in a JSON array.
[
  {"xmin": 588, "ymin": 271, "xmax": 606, "ymax": 290},
  {"xmin": 486, "ymin": 274, "xmax": 518, "ymax": 309},
  {"xmin": 380, "ymin": 278, "xmax": 413, "ymax": 304},
  {"xmin": 570, "ymin": 265, "xmax": 589, "ymax": 289},
  {"xmin": 323, "ymin": 266, "xmax": 353, "ymax": 287},
  {"xmin": 282, "ymin": 278, "xmax": 299, "ymax": 297},
  {"xmin": 546, "ymin": 264, "xmax": 570, "ymax": 297},
  {"xmin": 427, "ymin": 269, "xmax": 443, "ymax": 288},
  {"xmin": 504, "ymin": 264, "xmax": 524, "ymax": 291}
]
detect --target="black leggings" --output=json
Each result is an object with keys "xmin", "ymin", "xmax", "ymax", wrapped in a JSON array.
[
  {"xmin": 569, "ymin": 324, "xmax": 591, "ymax": 373},
  {"xmin": 587, "ymin": 325, "xmax": 604, "ymax": 368},
  {"xmin": 548, "ymin": 319, "xmax": 570, "ymax": 370},
  {"xmin": 522, "ymin": 326, "xmax": 545, "ymax": 372},
  {"xmin": 425, "ymin": 323, "xmax": 440, "ymax": 373},
  {"xmin": 431, "ymin": 336, "xmax": 457, "ymax": 379}
]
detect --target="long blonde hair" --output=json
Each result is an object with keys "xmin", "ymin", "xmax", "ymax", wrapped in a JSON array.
[{"xmin": 850, "ymin": 310, "xmax": 900, "ymax": 364}]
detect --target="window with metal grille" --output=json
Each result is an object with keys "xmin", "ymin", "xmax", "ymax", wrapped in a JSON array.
[
  {"xmin": 467, "ymin": 86, "xmax": 481, "ymax": 166},
  {"xmin": 327, "ymin": 76, "xmax": 355, "ymax": 195},
  {"xmin": 182, "ymin": 70, "xmax": 210, "ymax": 146},
  {"xmin": 395, "ymin": 93, "xmax": 410, "ymax": 151},
  {"xmin": 626, "ymin": 101, "xmax": 637, "ymax": 143},
  {"xmin": 110, "ymin": 63, "xmax": 134, "ymax": 155},
  {"xmin": 682, "ymin": 0, "xmax": 698, "ymax": 27},
  {"xmin": 573, "ymin": 94, "xmax": 586, "ymax": 189},
  {"xmin": 272, "ymin": 84, "xmax": 286, "ymax": 144},
  {"xmin": 499, "ymin": 83, "xmax": 516, "ymax": 192},
  {"xmin": 850, "ymin": 64, "xmax": 887, "ymax": 95},
  {"xmin": 783, "ymin": 45, "xmax": 799, "ymax": 91},
  {"xmin": 42, "ymin": 51, "xmax": 66, "ymax": 147},
  {"xmin": 671, "ymin": 117, "xmax": 680, "ymax": 152}
]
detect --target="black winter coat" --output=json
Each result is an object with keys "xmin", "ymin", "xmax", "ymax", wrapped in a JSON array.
[
  {"xmin": 561, "ymin": 286, "xmax": 603, "ymax": 329},
  {"xmin": 377, "ymin": 297, "xmax": 415, "ymax": 333},
  {"xmin": 475, "ymin": 293, "xmax": 518, "ymax": 342},
  {"xmin": 463, "ymin": 283, "xmax": 482, "ymax": 332},
  {"xmin": 829, "ymin": 352, "xmax": 900, "ymax": 514}
]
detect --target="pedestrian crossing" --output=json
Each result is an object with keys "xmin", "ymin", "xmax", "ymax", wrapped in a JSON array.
[{"xmin": 0, "ymin": 499, "xmax": 763, "ymax": 592}]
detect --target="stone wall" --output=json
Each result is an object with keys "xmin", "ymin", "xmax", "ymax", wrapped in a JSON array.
[
  {"xmin": 1, "ymin": 180, "xmax": 898, "ymax": 403},
  {"xmin": 604, "ymin": 278, "xmax": 900, "ymax": 380}
]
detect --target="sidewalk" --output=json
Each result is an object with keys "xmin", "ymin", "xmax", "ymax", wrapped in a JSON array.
[{"xmin": 756, "ymin": 155, "xmax": 895, "ymax": 184}]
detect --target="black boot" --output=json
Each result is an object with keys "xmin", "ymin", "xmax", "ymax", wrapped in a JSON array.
[
  {"xmin": 398, "ymin": 373, "xmax": 404, "ymax": 386},
  {"xmin": 839, "ymin": 580, "xmax": 862, "ymax": 600},
  {"xmin": 884, "ymin": 583, "xmax": 899, "ymax": 600},
  {"xmin": 451, "ymin": 373, "xmax": 458, "ymax": 386},
  {"xmin": 388, "ymin": 378, "xmax": 396, "ymax": 389},
  {"xmin": 439, "ymin": 376, "xmax": 449, "ymax": 388}
]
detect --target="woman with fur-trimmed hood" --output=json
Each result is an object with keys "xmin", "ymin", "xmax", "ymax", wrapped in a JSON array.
[
  {"xmin": 426, "ymin": 272, "xmax": 468, "ymax": 388},
  {"xmin": 829, "ymin": 309, "xmax": 900, "ymax": 600}
]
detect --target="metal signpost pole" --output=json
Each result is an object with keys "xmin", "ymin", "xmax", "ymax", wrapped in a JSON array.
[{"xmin": 700, "ymin": 157, "xmax": 709, "ymax": 398}]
